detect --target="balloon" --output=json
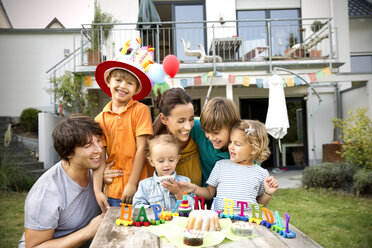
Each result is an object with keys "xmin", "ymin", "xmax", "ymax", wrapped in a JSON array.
[
  {"xmin": 148, "ymin": 63, "xmax": 166, "ymax": 84},
  {"xmin": 163, "ymin": 54, "xmax": 180, "ymax": 78},
  {"xmin": 146, "ymin": 71, "xmax": 156, "ymax": 87},
  {"xmin": 153, "ymin": 82, "xmax": 170, "ymax": 96}
]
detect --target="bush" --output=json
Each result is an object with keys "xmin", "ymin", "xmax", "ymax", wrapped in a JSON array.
[
  {"xmin": 302, "ymin": 163, "xmax": 354, "ymax": 190},
  {"xmin": 353, "ymin": 170, "xmax": 372, "ymax": 196},
  {"xmin": 0, "ymin": 151, "xmax": 35, "ymax": 191},
  {"xmin": 19, "ymin": 108, "xmax": 41, "ymax": 133},
  {"xmin": 332, "ymin": 108, "xmax": 372, "ymax": 170}
]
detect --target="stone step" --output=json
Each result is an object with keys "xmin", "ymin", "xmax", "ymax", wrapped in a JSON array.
[{"xmin": 17, "ymin": 161, "xmax": 44, "ymax": 171}]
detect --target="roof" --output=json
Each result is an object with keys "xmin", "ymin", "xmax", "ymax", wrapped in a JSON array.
[
  {"xmin": 348, "ymin": 0, "xmax": 372, "ymax": 17},
  {"xmin": 45, "ymin": 17, "xmax": 65, "ymax": 29},
  {"xmin": 0, "ymin": 0, "xmax": 12, "ymax": 28}
]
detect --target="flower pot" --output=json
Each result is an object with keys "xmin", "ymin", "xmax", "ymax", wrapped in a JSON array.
[
  {"xmin": 87, "ymin": 50, "xmax": 101, "ymax": 65},
  {"xmin": 310, "ymin": 50, "xmax": 322, "ymax": 58}
]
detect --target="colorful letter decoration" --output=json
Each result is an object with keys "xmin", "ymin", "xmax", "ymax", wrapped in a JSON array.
[
  {"xmin": 223, "ymin": 198, "xmax": 234, "ymax": 216},
  {"xmin": 237, "ymin": 201, "xmax": 248, "ymax": 217},
  {"xmin": 150, "ymin": 204, "xmax": 162, "ymax": 221},
  {"xmin": 116, "ymin": 203, "xmax": 134, "ymax": 226},
  {"xmin": 194, "ymin": 197, "xmax": 205, "ymax": 210}
]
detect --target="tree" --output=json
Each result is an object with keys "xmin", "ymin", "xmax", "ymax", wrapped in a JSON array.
[
  {"xmin": 47, "ymin": 71, "xmax": 98, "ymax": 116},
  {"xmin": 332, "ymin": 108, "xmax": 372, "ymax": 170}
]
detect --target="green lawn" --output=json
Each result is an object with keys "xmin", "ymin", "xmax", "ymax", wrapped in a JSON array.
[
  {"xmin": 267, "ymin": 188, "xmax": 372, "ymax": 248},
  {"xmin": 1, "ymin": 188, "xmax": 371, "ymax": 248},
  {"xmin": 0, "ymin": 191, "xmax": 27, "ymax": 248}
]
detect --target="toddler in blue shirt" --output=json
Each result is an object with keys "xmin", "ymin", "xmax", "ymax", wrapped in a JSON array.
[{"xmin": 133, "ymin": 134, "xmax": 194, "ymax": 209}]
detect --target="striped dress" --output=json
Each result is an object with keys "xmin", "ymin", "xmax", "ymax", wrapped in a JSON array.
[{"xmin": 206, "ymin": 159, "xmax": 269, "ymax": 211}]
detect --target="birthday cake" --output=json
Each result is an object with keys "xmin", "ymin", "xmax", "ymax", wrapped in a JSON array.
[
  {"xmin": 183, "ymin": 229, "xmax": 204, "ymax": 246},
  {"xmin": 231, "ymin": 221, "xmax": 254, "ymax": 237},
  {"xmin": 186, "ymin": 210, "xmax": 221, "ymax": 232}
]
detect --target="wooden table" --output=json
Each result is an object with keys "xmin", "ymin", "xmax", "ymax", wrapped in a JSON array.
[{"xmin": 90, "ymin": 207, "xmax": 321, "ymax": 248}]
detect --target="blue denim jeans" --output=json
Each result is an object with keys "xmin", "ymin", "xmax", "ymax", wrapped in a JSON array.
[{"xmin": 107, "ymin": 197, "xmax": 122, "ymax": 207}]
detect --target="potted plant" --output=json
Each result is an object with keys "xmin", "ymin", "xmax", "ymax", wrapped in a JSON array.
[
  {"xmin": 88, "ymin": 3, "xmax": 115, "ymax": 65},
  {"xmin": 309, "ymin": 21, "xmax": 325, "ymax": 58}
]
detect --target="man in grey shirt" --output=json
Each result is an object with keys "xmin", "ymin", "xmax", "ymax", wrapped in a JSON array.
[{"xmin": 19, "ymin": 115, "xmax": 104, "ymax": 248}]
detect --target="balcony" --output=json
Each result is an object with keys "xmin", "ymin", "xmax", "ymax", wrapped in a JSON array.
[{"xmin": 48, "ymin": 18, "xmax": 341, "ymax": 79}]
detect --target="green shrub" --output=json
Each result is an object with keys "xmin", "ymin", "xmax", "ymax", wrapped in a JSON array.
[
  {"xmin": 19, "ymin": 108, "xmax": 41, "ymax": 133},
  {"xmin": 302, "ymin": 163, "xmax": 354, "ymax": 189},
  {"xmin": 353, "ymin": 169, "xmax": 372, "ymax": 196},
  {"xmin": 0, "ymin": 151, "xmax": 35, "ymax": 191},
  {"xmin": 332, "ymin": 108, "xmax": 372, "ymax": 170}
]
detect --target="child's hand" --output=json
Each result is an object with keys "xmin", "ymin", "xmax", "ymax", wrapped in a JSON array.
[
  {"xmin": 264, "ymin": 176, "xmax": 279, "ymax": 195},
  {"xmin": 121, "ymin": 183, "xmax": 137, "ymax": 204},
  {"xmin": 162, "ymin": 179, "xmax": 183, "ymax": 199},
  {"xmin": 103, "ymin": 161, "xmax": 122, "ymax": 185},
  {"xmin": 96, "ymin": 192, "xmax": 110, "ymax": 213}
]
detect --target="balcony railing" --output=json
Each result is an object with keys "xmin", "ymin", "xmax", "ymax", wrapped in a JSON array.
[{"xmin": 80, "ymin": 18, "xmax": 336, "ymax": 67}]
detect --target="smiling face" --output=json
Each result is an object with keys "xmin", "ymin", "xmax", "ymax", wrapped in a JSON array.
[
  {"xmin": 148, "ymin": 142, "xmax": 180, "ymax": 177},
  {"xmin": 160, "ymin": 103, "xmax": 195, "ymax": 143},
  {"xmin": 68, "ymin": 135, "xmax": 103, "ymax": 170},
  {"xmin": 228, "ymin": 128, "xmax": 254, "ymax": 166},
  {"xmin": 204, "ymin": 126, "xmax": 230, "ymax": 151},
  {"xmin": 107, "ymin": 70, "xmax": 139, "ymax": 106}
]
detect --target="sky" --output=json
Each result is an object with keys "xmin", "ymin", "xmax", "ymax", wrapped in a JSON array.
[{"xmin": 2, "ymin": 0, "xmax": 94, "ymax": 28}]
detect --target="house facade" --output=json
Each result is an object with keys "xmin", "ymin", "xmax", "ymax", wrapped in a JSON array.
[{"xmin": 1, "ymin": 0, "xmax": 371, "ymax": 168}]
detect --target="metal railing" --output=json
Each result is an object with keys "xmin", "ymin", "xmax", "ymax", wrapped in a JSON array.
[{"xmin": 79, "ymin": 17, "xmax": 336, "ymax": 66}]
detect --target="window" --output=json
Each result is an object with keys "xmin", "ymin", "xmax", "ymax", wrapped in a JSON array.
[
  {"xmin": 350, "ymin": 55, "xmax": 372, "ymax": 73},
  {"xmin": 237, "ymin": 9, "xmax": 301, "ymax": 57}
]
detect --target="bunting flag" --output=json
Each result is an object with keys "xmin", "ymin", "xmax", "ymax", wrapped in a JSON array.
[
  {"xmin": 84, "ymin": 76, "xmax": 92, "ymax": 87},
  {"xmin": 194, "ymin": 76, "xmax": 202, "ymax": 85},
  {"xmin": 322, "ymin": 67, "xmax": 331, "ymax": 76},
  {"xmin": 173, "ymin": 67, "xmax": 332, "ymax": 88},
  {"xmin": 243, "ymin": 77, "xmax": 250, "ymax": 87},
  {"xmin": 228, "ymin": 74, "xmax": 236, "ymax": 84},
  {"xmin": 286, "ymin": 77, "xmax": 295, "ymax": 87}
]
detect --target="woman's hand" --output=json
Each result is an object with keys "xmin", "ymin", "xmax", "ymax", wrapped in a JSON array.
[{"xmin": 162, "ymin": 179, "xmax": 184, "ymax": 199}]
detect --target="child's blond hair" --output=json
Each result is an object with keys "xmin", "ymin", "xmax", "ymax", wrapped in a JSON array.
[
  {"xmin": 146, "ymin": 134, "xmax": 181, "ymax": 159},
  {"xmin": 232, "ymin": 120, "xmax": 271, "ymax": 164},
  {"xmin": 200, "ymin": 97, "xmax": 240, "ymax": 132},
  {"xmin": 106, "ymin": 69, "xmax": 140, "ymax": 89}
]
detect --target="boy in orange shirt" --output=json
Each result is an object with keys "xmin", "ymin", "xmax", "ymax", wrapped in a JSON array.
[{"xmin": 94, "ymin": 39, "xmax": 154, "ymax": 211}]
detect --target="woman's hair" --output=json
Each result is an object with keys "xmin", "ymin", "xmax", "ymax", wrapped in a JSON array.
[
  {"xmin": 154, "ymin": 88, "xmax": 192, "ymax": 116},
  {"xmin": 200, "ymin": 97, "xmax": 240, "ymax": 132},
  {"xmin": 52, "ymin": 114, "xmax": 103, "ymax": 162},
  {"xmin": 146, "ymin": 134, "xmax": 181, "ymax": 158},
  {"xmin": 106, "ymin": 69, "xmax": 140, "ymax": 89},
  {"xmin": 232, "ymin": 120, "xmax": 271, "ymax": 164}
]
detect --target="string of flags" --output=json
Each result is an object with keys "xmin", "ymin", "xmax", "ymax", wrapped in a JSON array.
[{"xmin": 174, "ymin": 67, "xmax": 332, "ymax": 89}]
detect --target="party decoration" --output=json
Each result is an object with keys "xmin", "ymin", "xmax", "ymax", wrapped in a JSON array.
[
  {"xmin": 116, "ymin": 203, "xmax": 134, "ymax": 226},
  {"xmin": 163, "ymin": 54, "xmax": 180, "ymax": 78},
  {"xmin": 153, "ymin": 81, "xmax": 170, "ymax": 96},
  {"xmin": 148, "ymin": 63, "xmax": 166, "ymax": 84}
]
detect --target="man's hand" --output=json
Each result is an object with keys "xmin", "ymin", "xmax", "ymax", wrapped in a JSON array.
[
  {"xmin": 96, "ymin": 191, "xmax": 110, "ymax": 213},
  {"xmin": 121, "ymin": 183, "xmax": 137, "ymax": 204},
  {"xmin": 103, "ymin": 161, "xmax": 123, "ymax": 185},
  {"xmin": 264, "ymin": 176, "xmax": 279, "ymax": 195}
]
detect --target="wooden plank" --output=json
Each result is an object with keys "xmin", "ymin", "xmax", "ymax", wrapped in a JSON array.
[{"xmin": 91, "ymin": 207, "xmax": 322, "ymax": 248}]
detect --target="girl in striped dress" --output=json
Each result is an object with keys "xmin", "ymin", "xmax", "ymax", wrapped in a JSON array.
[{"xmin": 180, "ymin": 120, "xmax": 279, "ymax": 211}]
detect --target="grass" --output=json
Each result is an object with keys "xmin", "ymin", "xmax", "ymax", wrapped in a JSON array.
[
  {"xmin": 267, "ymin": 188, "xmax": 372, "ymax": 248},
  {"xmin": 0, "ymin": 188, "xmax": 371, "ymax": 248},
  {"xmin": 0, "ymin": 190, "xmax": 27, "ymax": 248}
]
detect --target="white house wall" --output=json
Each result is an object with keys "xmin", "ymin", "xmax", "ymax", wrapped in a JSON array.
[
  {"xmin": 0, "ymin": 31, "xmax": 78, "ymax": 117},
  {"xmin": 341, "ymin": 82, "xmax": 371, "ymax": 119}
]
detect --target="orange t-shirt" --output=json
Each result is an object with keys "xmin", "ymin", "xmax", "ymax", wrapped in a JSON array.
[{"xmin": 95, "ymin": 99, "xmax": 153, "ymax": 199}]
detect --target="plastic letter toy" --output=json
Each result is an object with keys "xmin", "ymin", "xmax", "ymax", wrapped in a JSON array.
[
  {"xmin": 237, "ymin": 201, "xmax": 248, "ymax": 217},
  {"xmin": 249, "ymin": 204, "xmax": 263, "ymax": 225},
  {"xmin": 194, "ymin": 197, "xmax": 205, "ymax": 210},
  {"xmin": 116, "ymin": 203, "xmax": 133, "ymax": 226},
  {"xmin": 278, "ymin": 213, "xmax": 296, "ymax": 238},
  {"xmin": 150, "ymin": 203, "xmax": 162, "ymax": 221},
  {"xmin": 135, "ymin": 206, "xmax": 149, "ymax": 222},
  {"xmin": 271, "ymin": 210, "xmax": 286, "ymax": 233},
  {"xmin": 223, "ymin": 198, "xmax": 234, "ymax": 216},
  {"xmin": 260, "ymin": 207, "xmax": 275, "ymax": 228}
]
